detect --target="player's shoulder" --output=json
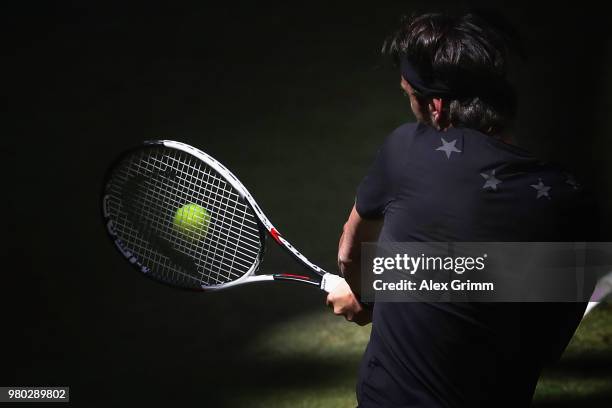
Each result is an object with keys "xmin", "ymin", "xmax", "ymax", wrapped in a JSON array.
[
  {"xmin": 389, "ymin": 121, "xmax": 420, "ymax": 137},
  {"xmin": 382, "ymin": 122, "xmax": 420, "ymax": 150}
]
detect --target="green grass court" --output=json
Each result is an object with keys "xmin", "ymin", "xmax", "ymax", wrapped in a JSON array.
[{"xmin": 227, "ymin": 302, "xmax": 612, "ymax": 407}]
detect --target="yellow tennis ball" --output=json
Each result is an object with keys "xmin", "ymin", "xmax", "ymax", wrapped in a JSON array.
[{"xmin": 173, "ymin": 203, "xmax": 211, "ymax": 241}]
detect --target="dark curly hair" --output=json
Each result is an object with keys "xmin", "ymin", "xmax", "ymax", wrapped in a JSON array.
[{"xmin": 383, "ymin": 11, "xmax": 524, "ymax": 135}]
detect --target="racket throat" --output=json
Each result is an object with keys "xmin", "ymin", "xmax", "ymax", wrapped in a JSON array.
[{"xmin": 273, "ymin": 273, "xmax": 320, "ymax": 286}]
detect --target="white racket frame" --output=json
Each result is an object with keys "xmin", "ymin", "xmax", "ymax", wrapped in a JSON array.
[{"xmin": 107, "ymin": 140, "xmax": 344, "ymax": 293}]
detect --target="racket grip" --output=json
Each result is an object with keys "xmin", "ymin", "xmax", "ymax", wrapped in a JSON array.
[{"xmin": 320, "ymin": 273, "xmax": 346, "ymax": 293}]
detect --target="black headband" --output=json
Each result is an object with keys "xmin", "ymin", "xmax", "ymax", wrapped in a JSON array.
[
  {"xmin": 400, "ymin": 55, "xmax": 514, "ymax": 103},
  {"xmin": 400, "ymin": 56, "xmax": 452, "ymax": 97}
]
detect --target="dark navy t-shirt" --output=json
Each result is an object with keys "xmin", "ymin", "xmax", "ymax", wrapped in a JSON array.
[{"xmin": 355, "ymin": 123, "xmax": 589, "ymax": 408}]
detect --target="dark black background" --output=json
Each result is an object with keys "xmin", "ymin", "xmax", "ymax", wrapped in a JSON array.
[{"xmin": 5, "ymin": 1, "xmax": 611, "ymax": 406}]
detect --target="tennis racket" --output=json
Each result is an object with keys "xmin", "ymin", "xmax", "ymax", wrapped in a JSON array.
[{"xmin": 101, "ymin": 140, "xmax": 345, "ymax": 292}]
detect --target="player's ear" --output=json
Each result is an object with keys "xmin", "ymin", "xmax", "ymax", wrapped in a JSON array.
[{"xmin": 429, "ymin": 98, "xmax": 445, "ymax": 129}]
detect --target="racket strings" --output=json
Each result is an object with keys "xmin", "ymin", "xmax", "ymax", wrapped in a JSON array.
[
  {"xmin": 159, "ymin": 153, "xmax": 262, "ymax": 273},
  {"xmin": 147, "ymin": 155, "xmax": 261, "ymax": 247},
  {"xmin": 112, "ymin": 150, "xmax": 257, "ymax": 284},
  {"xmin": 105, "ymin": 147, "xmax": 262, "ymax": 288}
]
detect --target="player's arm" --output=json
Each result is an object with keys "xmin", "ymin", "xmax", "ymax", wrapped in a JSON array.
[
  {"xmin": 338, "ymin": 205, "xmax": 382, "ymax": 290},
  {"xmin": 327, "ymin": 204, "xmax": 382, "ymax": 325}
]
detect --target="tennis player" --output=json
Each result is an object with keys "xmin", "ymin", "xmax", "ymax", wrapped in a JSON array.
[{"xmin": 327, "ymin": 12, "xmax": 592, "ymax": 407}]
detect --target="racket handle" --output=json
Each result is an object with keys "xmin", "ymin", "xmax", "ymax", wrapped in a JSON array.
[{"xmin": 320, "ymin": 273, "xmax": 346, "ymax": 293}]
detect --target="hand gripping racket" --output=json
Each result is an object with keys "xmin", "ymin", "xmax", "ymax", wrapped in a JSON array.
[{"xmin": 101, "ymin": 140, "xmax": 345, "ymax": 292}]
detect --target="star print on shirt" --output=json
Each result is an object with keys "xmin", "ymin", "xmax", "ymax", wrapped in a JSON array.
[
  {"xmin": 436, "ymin": 137, "xmax": 461, "ymax": 159},
  {"xmin": 565, "ymin": 173, "xmax": 580, "ymax": 190},
  {"xmin": 481, "ymin": 169, "xmax": 502, "ymax": 190},
  {"xmin": 531, "ymin": 178, "xmax": 551, "ymax": 199}
]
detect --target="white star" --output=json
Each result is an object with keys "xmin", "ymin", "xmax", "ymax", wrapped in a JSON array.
[
  {"xmin": 481, "ymin": 169, "xmax": 502, "ymax": 190},
  {"xmin": 530, "ymin": 178, "xmax": 551, "ymax": 199},
  {"xmin": 436, "ymin": 137, "xmax": 461, "ymax": 159},
  {"xmin": 565, "ymin": 173, "xmax": 580, "ymax": 190}
]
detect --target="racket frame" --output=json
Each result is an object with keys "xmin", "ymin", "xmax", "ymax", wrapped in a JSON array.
[{"xmin": 102, "ymin": 140, "xmax": 342, "ymax": 292}]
